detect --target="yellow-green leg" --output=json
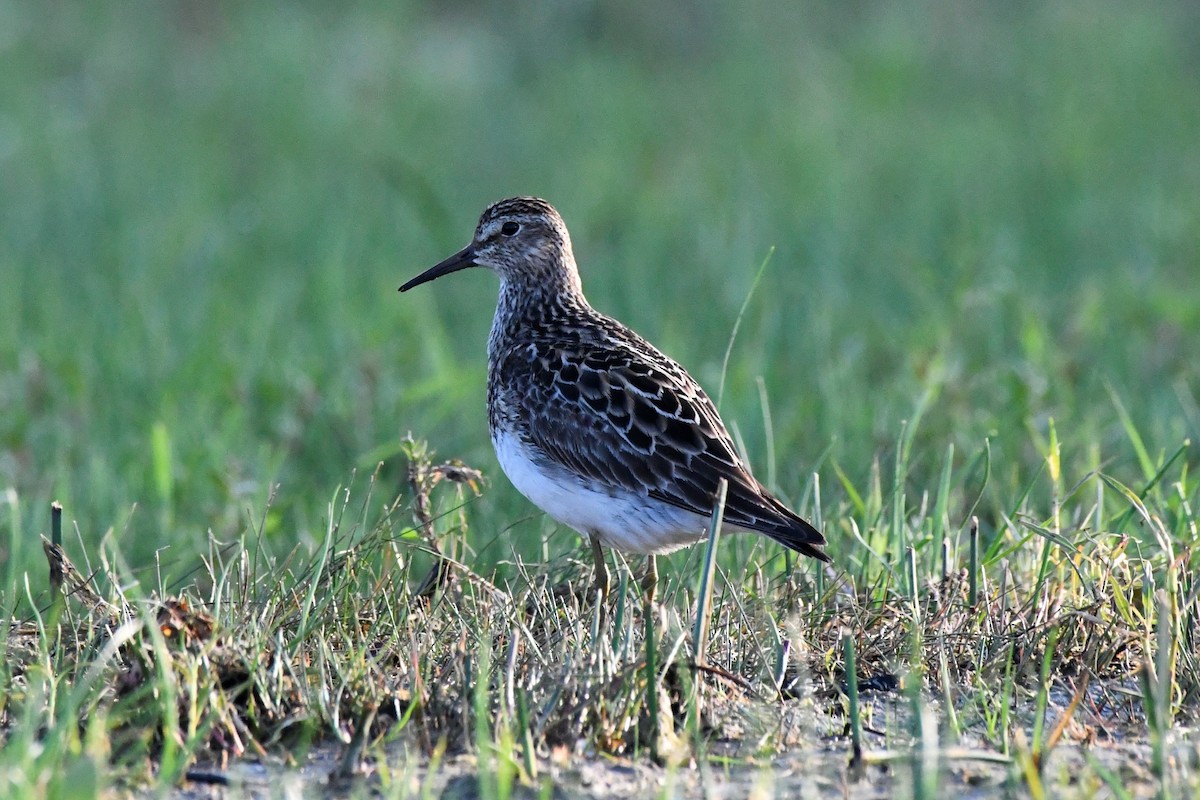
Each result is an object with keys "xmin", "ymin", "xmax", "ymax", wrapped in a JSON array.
[
  {"xmin": 590, "ymin": 534, "xmax": 610, "ymax": 598},
  {"xmin": 641, "ymin": 554, "xmax": 658, "ymax": 608}
]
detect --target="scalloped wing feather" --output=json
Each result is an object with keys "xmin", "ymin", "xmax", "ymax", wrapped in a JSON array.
[{"xmin": 505, "ymin": 330, "xmax": 828, "ymax": 562}]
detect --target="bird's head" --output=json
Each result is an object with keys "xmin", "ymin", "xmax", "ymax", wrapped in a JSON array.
[{"xmin": 400, "ymin": 197, "xmax": 580, "ymax": 295}]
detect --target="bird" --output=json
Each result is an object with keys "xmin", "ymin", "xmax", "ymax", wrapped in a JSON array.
[{"xmin": 400, "ymin": 197, "xmax": 829, "ymax": 600}]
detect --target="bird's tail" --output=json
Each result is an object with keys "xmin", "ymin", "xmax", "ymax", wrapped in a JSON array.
[{"xmin": 761, "ymin": 497, "xmax": 831, "ymax": 563}]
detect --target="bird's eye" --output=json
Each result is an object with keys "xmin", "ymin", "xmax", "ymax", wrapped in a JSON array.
[{"xmin": 500, "ymin": 221, "xmax": 520, "ymax": 236}]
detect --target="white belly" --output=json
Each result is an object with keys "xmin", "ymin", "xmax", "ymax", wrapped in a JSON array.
[{"xmin": 492, "ymin": 430, "xmax": 708, "ymax": 554}]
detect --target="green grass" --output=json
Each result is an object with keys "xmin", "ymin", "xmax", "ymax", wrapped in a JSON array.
[{"xmin": 2, "ymin": 1, "xmax": 1200, "ymax": 797}]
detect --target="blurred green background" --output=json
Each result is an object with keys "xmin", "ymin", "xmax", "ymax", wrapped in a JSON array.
[{"xmin": 2, "ymin": 1, "xmax": 1198, "ymax": 589}]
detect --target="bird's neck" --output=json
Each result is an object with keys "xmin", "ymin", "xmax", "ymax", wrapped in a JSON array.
[{"xmin": 488, "ymin": 260, "xmax": 592, "ymax": 360}]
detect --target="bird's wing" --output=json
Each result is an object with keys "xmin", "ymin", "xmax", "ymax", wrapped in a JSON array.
[{"xmin": 513, "ymin": 335, "xmax": 828, "ymax": 560}]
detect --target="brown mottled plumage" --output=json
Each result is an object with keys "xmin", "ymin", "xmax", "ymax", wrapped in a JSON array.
[{"xmin": 401, "ymin": 197, "xmax": 828, "ymax": 593}]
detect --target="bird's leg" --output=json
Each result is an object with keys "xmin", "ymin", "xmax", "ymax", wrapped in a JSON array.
[
  {"xmin": 589, "ymin": 534, "xmax": 610, "ymax": 599},
  {"xmin": 641, "ymin": 554, "xmax": 658, "ymax": 608}
]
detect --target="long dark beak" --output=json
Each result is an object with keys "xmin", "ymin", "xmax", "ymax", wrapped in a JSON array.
[{"xmin": 399, "ymin": 245, "xmax": 478, "ymax": 292}]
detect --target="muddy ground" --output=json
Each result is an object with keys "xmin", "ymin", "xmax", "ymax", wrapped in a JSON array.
[{"xmin": 171, "ymin": 686, "xmax": 1196, "ymax": 799}]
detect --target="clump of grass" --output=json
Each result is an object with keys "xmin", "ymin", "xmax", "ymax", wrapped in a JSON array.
[{"xmin": 3, "ymin": 426, "xmax": 1199, "ymax": 797}]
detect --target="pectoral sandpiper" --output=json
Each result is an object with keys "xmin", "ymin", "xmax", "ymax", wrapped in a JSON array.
[{"xmin": 400, "ymin": 197, "xmax": 829, "ymax": 599}]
